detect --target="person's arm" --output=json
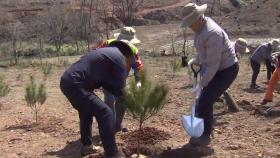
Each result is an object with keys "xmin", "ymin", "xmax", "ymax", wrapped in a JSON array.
[
  {"xmin": 199, "ymin": 32, "xmax": 223, "ymax": 87},
  {"xmin": 103, "ymin": 63, "xmax": 127, "ymax": 97},
  {"xmin": 132, "ymin": 53, "xmax": 143, "ymax": 82}
]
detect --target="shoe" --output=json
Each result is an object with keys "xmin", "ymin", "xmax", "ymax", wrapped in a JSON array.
[
  {"xmin": 250, "ymin": 84, "xmax": 260, "ymax": 89},
  {"xmin": 81, "ymin": 145, "xmax": 101, "ymax": 156},
  {"xmin": 261, "ymin": 99, "xmax": 272, "ymax": 105},
  {"xmin": 189, "ymin": 134, "xmax": 211, "ymax": 146}
]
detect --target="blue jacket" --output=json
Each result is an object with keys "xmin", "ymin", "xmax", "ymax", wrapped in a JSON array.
[{"xmin": 61, "ymin": 47, "xmax": 128, "ymax": 97}]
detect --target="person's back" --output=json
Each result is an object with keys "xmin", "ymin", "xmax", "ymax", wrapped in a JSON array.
[
  {"xmin": 60, "ymin": 41, "xmax": 132, "ymax": 158},
  {"xmin": 194, "ymin": 17, "xmax": 237, "ymax": 87},
  {"xmin": 251, "ymin": 43, "xmax": 271, "ymax": 63},
  {"xmin": 62, "ymin": 47, "xmax": 127, "ymax": 96}
]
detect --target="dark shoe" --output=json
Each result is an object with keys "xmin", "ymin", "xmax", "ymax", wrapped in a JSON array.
[
  {"xmin": 261, "ymin": 99, "xmax": 272, "ymax": 105},
  {"xmin": 81, "ymin": 145, "xmax": 101, "ymax": 156},
  {"xmin": 250, "ymin": 84, "xmax": 260, "ymax": 89},
  {"xmin": 189, "ymin": 135, "xmax": 211, "ymax": 146}
]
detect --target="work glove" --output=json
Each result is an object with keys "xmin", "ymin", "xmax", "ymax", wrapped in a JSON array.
[
  {"xmin": 136, "ymin": 82, "xmax": 142, "ymax": 89},
  {"xmin": 192, "ymin": 84, "xmax": 202, "ymax": 99},
  {"xmin": 188, "ymin": 58, "xmax": 195, "ymax": 67}
]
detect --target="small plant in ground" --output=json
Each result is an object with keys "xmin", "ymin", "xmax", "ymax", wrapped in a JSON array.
[
  {"xmin": 25, "ymin": 76, "xmax": 47, "ymax": 123},
  {"xmin": 40, "ymin": 62, "xmax": 53, "ymax": 80},
  {"xmin": 124, "ymin": 70, "xmax": 168, "ymax": 156},
  {"xmin": 0, "ymin": 76, "xmax": 10, "ymax": 98},
  {"xmin": 170, "ymin": 58, "xmax": 182, "ymax": 77}
]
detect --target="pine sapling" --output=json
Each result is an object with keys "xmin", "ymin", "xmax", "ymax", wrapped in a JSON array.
[
  {"xmin": 124, "ymin": 70, "xmax": 168, "ymax": 156},
  {"xmin": 170, "ymin": 58, "xmax": 181, "ymax": 77},
  {"xmin": 0, "ymin": 77, "xmax": 10, "ymax": 110},
  {"xmin": 0, "ymin": 77, "xmax": 10, "ymax": 97},
  {"xmin": 41, "ymin": 62, "xmax": 53, "ymax": 81},
  {"xmin": 25, "ymin": 76, "xmax": 47, "ymax": 122}
]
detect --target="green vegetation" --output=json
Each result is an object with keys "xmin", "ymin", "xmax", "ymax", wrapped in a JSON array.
[
  {"xmin": 124, "ymin": 70, "xmax": 168, "ymax": 130},
  {"xmin": 25, "ymin": 76, "xmax": 47, "ymax": 123},
  {"xmin": 40, "ymin": 62, "xmax": 53, "ymax": 81},
  {"xmin": 0, "ymin": 76, "xmax": 10, "ymax": 98},
  {"xmin": 170, "ymin": 58, "xmax": 182, "ymax": 77}
]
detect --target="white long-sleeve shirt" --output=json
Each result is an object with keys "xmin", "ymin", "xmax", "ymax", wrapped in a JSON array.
[{"xmin": 194, "ymin": 17, "xmax": 238, "ymax": 87}]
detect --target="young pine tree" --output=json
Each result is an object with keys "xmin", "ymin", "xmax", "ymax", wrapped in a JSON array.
[
  {"xmin": 170, "ymin": 58, "xmax": 182, "ymax": 77},
  {"xmin": 0, "ymin": 77, "xmax": 10, "ymax": 98},
  {"xmin": 0, "ymin": 77, "xmax": 10, "ymax": 110},
  {"xmin": 124, "ymin": 70, "xmax": 168, "ymax": 130},
  {"xmin": 25, "ymin": 76, "xmax": 47, "ymax": 123},
  {"xmin": 41, "ymin": 62, "xmax": 53, "ymax": 81}
]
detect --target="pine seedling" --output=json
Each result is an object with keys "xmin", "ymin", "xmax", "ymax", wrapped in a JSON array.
[
  {"xmin": 25, "ymin": 76, "xmax": 47, "ymax": 122},
  {"xmin": 124, "ymin": 70, "xmax": 168, "ymax": 156},
  {"xmin": 124, "ymin": 70, "xmax": 168, "ymax": 130},
  {"xmin": 0, "ymin": 77, "xmax": 10, "ymax": 97},
  {"xmin": 41, "ymin": 62, "xmax": 53, "ymax": 81},
  {"xmin": 170, "ymin": 59, "xmax": 181, "ymax": 77}
]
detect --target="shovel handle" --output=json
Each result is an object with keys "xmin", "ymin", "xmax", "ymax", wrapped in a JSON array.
[{"xmin": 191, "ymin": 63, "xmax": 201, "ymax": 78}]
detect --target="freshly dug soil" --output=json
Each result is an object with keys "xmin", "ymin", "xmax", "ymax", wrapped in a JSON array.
[{"xmin": 120, "ymin": 127, "xmax": 171, "ymax": 156}]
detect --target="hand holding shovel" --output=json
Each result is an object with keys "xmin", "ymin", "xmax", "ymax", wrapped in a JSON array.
[{"xmin": 182, "ymin": 63, "xmax": 204, "ymax": 138}]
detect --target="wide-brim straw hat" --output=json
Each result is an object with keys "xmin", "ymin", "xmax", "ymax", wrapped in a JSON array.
[
  {"xmin": 114, "ymin": 27, "xmax": 141, "ymax": 44},
  {"xmin": 235, "ymin": 38, "xmax": 250, "ymax": 54},
  {"xmin": 180, "ymin": 3, "xmax": 207, "ymax": 28}
]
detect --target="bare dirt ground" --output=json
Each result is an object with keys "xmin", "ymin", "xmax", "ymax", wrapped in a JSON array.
[
  {"xmin": 0, "ymin": 0, "xmax": 280, "ymax": 158},
  {"xmin": 0, "ymin": 55, "xmax": 280, "ymax": 158}
]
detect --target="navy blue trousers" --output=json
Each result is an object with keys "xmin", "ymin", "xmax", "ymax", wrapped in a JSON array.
[
  {"xmin": 197, "ymin": 63, "xmax": 239, "ymax": 136},
  {"xmin": 60, "ymin": 78, "xmax": 118, "ymax": 157}
]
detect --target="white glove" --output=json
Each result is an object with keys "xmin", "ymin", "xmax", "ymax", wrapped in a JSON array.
[
  {"xmin": 136, "ymin": 82, "xmax": 142, "ymax": 89},
  {"xmin": 192, "ymin": 84, "xmax": 202, "ymax": 98},
  {"xmin": 188, "ymin": 58, "xmax": 195, "ymax": 66}
]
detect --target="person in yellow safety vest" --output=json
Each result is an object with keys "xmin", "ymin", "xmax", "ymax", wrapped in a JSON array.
[{"xmin": 97, "ymin": 27, "xmax": 143, "ymax": 132}]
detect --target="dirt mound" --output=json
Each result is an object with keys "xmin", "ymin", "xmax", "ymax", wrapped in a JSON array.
[{"xmin": 120, "ymin": 127, "xmax": 171, "ymax": 156}]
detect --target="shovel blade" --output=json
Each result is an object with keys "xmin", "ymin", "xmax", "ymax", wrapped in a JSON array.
[{"xmin": 182, "ymin": 115, "xmax": 204, "ymax": 138}]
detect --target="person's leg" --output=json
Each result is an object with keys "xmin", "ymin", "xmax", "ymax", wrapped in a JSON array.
[
  {"xmin": 78, "ymin": 92, "xmax": 118, "ymax": 157},
  {"xmin": 115, "ymin": 99, "xmax": 127, "ymax": 132},
  {"xmin": 251, "ymin": 59, "xmax": 260, "ymax": 87},
  {"xmin": 78, "ymin": 112, "xmax": 93, "ymax": 146},
  {"xmin": 264, "ymin": 68, "xmax": 280, "ymax": 102},
  {"xmin": 197, "ymin": 64, "xmax": 239, "ymax": 136},
  {"xmin": 60, "ymin": 84, "xmax": 118, "ymax": 157},
  {"xmin": 103, "ymin": 89, "xmax": 116, "ymax": 125},
  {"xmin": 223, "ymin": 90, "xmax": 239, "ymax": 112},
  {"xmin": 104, "ymin": 89, "xmax": 127, "ymax": 132},
  {"xmin": 265, "ymin": 59, "xmax": 275, "ymax": 81}
]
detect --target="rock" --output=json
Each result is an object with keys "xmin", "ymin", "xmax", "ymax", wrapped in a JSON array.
[
  {"xmin": 131, "ymin": 154, "xmax": 147, "ymax": 158},
  {"xmin": 214, "ymin": 129, "xmax": 222, "ymax": 134},
  {"xmin": 227, "ymin": 144, "xmax": 241, "ymax": 150},
  {"xmin": 265, "ymin": 128, "xmax": 271, "ymax": 132}
]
